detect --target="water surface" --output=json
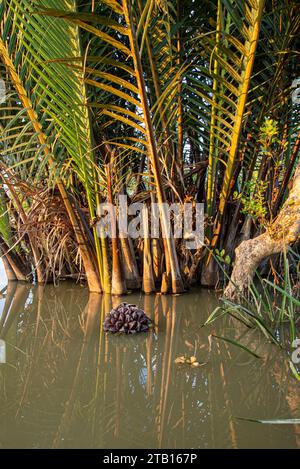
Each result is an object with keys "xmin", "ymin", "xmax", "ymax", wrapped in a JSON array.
[{"xmin": 0, "ymin": 282, "xmax": 299, "ymax": 449}]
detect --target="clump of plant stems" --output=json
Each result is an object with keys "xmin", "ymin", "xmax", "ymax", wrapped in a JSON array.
[{"xmin": 0, "ymin": 0, "xmax": 299, "ymax": 298}]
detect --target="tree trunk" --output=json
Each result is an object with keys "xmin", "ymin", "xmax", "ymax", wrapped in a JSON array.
[
  {"xmin": 0, "ymin": 237, "xmax": 27, "ymax": 281},
  {"xmin": 152, "ymin": 238, "xmax": 162, "ymax": 284},
  {"xmin": 105, "ymin": 165, "xmax": 127, "ymax": 296},
  {"xmin": 225, "ymin": 161, "xmax": 300, "ymax": 300},
  {"xmin": 120, "ymin": 237, "xmax": 141, "ymax": 290},
  {"xmin": 142, "ymin": 206, "xmax": 155, "ymax": 294},
  {"xmin": 122, "ymin": 0, "xmax": 184, "ymax": 294}
]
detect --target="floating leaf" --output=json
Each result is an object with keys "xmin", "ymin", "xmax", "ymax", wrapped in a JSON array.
[
  {"xmin": 211, "ymin": 334, "xmax": 261, "ymax": 359},
  {"xmin": 237, "ymin": 417, "xmax": 300, "ymax": 425},
  {"xmin": 174, "ymin": 356, "xmax": 186, "ymax": 364}
]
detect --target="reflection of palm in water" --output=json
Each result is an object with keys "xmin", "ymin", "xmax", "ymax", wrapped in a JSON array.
[{"xmin": 0, "ymin": 284, "xmax": 299, "ymax": 449}]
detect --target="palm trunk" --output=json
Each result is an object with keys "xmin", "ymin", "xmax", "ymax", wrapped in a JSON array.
[
  {"xmin": 105, "ymin": 165, "xmax": 127, "ymax": 295},
  {"xmin": 152, "ymin": 238, "xmax": 162, "ymax": 284},
  {"xmin": 120, "ymin": 237, "xmax": 141, "ymax": 290},
  {"xmin": 100, "ymin": 234, "xmax": 112, "ymax": 294},
  {"xmin": 122, "ymin": 0, "xmax": 184, "ymax": 294},
  {"xmin": 1, "ymin": 251, "xmax": 27, "ymax": 282},
  {"xmin": 142, "ymin": 206, "xmax": 155, "ymax": 294},
  {"xmin": 1, "ymin": 254, "xmax": 17, "ymax": 281}
]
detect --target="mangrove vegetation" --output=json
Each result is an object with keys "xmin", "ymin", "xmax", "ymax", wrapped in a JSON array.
[{"xmin": 0, "ymin": 0, "xmax": 299, "ymax": 301}]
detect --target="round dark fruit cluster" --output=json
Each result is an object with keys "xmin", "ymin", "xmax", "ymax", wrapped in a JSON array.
[{"xmin": 103, "ymin": 302, "xmax": 152, "ymax": 334}]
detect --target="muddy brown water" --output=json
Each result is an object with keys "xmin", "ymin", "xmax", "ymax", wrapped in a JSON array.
[{"xmin": 0, "ymin": 281, "xmax": 299, "ymax": 449}]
